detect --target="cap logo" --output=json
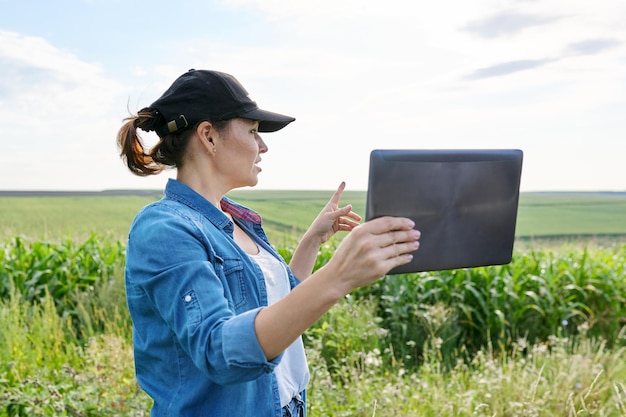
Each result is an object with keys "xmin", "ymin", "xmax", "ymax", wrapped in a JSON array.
[{"xmin": 167, "ymin": 115, "xmax": 189, "ymax": 133}]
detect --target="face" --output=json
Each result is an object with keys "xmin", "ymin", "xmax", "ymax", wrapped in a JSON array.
[{"xmin": 214, "ymin": 118, "xmax": 268, "ymax": 189}]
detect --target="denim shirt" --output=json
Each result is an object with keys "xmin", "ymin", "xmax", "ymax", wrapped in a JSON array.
[{"xmin": 125, "ymin": 178, "xmax": 302, "ymax": 416}]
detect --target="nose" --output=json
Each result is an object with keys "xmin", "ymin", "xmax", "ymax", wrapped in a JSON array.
[{"xmin": 256, "ymin": 134, "xmax": 268, "ymax": 153}]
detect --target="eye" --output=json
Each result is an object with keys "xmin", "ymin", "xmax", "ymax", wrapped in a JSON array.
[{"xmin": 249, "ymin": 120, "xmax": 260, "ymax": 135}]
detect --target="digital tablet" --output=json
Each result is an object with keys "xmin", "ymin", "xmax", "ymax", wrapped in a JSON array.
[{"xmin": 365, "ymin": 149, "xmax": 523, "ymax": 274}]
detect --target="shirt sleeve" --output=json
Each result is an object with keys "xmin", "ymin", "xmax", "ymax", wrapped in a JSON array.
[{"xmin": 126, "ymin": 204, "xmax": 281, "ymax": 385}]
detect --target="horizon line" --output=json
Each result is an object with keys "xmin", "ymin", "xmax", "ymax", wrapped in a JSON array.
[{"xmin": 1, "ymin": 189, "xmax": 625, "ymax": 197}]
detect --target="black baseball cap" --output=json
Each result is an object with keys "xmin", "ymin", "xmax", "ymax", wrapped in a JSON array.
[{"xmin": 149, "ymin": 69, "xmax": 295, "ymax": 137}]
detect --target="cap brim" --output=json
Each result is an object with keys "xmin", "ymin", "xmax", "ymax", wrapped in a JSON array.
[{"xmin": 241, "ymin": 108, "xmax": 296, "ymax": 133}]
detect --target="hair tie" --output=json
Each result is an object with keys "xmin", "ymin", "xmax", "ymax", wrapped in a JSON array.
[{"xmin": 135, "ymin": 107, "xmax": 164, "ymax": 132}]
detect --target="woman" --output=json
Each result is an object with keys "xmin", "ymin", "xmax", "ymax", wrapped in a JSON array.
[{"xmin": 116, "ymin": 69, "xmax": 420, "ymax": 416}]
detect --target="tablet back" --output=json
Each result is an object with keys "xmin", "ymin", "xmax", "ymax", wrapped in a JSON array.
[{"xmin": 366, "ymin": 149, "xmax": 523, "ymax": 274}]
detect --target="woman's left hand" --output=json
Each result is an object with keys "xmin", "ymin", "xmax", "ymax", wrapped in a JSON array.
[
  {"xmin": 289, "ymin": 182, "xmax": 361, "ymax": 280},
  {"xmin": 306, "ymin": 181, "xmax": 362, "ymax": 245}
]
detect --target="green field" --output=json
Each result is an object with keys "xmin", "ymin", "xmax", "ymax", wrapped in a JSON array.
[
  {"xmin": 2, "ymin": 191, "xmax": 626, "ymax": 415},
  {"xmin": 1, "ymin": 191, "xmax": 626, "ymax": 245},
  {"xmin": 517, "ymin": 192, "xmax": 626, "ymax": 236},
  {"xmin": 0, "ymin": 195, "xmax": 159, "ymax": 242}
]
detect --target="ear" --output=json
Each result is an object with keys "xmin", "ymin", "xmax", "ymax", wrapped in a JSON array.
[{"xmin": 196, "ymin": 121, "xmax": 217, "ymax": 153}]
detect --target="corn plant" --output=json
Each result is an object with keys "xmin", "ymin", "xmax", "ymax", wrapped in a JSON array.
[
  {"xmin": 0, "ymin": 234, "xmax": 126, "ymax": 338},
  {"xmin": 352, "ymin": 244, "xmax": 626, "ymax": 369}
]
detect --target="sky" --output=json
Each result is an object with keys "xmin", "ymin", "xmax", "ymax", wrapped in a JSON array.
[{"xmin": 1, "ymin": 0, "xmax": 625, "ymax": 193}]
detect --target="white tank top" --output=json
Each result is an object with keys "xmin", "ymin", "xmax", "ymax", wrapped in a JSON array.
[{"xmin": 249, "ymin": 245, "xmax": 310, "ymax": 407}]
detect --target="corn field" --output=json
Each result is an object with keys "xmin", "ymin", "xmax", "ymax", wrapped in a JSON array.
[{"xmin": 1, "ymin": 236, "xmax": 625, "ymax": 416}]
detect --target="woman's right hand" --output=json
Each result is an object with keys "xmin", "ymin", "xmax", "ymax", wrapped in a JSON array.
[
  {"xmin": 254, "ymin": 216, "xmax": 420, "ymax": 360},
  {"xmin": 323, "ymin": 216, "xmax": 421, "ymax": 295}
]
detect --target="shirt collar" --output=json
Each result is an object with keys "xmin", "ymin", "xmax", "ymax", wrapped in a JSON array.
[
  {"xmin": 164, "ymin": 179, "xmax": 262, "ymax": 226},
  {"xmin": 220, "ymin": 197, "xmax": 262, "ymax": 224}
]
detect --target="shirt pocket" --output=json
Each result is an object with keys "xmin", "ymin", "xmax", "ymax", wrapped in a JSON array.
[{"xmin": 217, "ymin": 257, "xmax": 247, "ymax": 312}]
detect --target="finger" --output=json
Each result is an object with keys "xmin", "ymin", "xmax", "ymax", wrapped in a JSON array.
[
  {"xmin": 370, "ymin": 243, "xmax": 417, "ymax": 275},
  {"xmin": 387, "ymin": 228, "xmax": 421, "ymax": 245},
  {"xmin": 384, "ymin": 250, "xmax": 415, "ymax": 273},
  {"xmin": 385, "ymin": 240, "xmax": 420, "ymax": 260},
  {"xmin": 377, "ymin": 229, "xmax": 420, "ymax": 263},
  {"xmin": 366, "ymin": 216, "xmax": 415, "ymax": 235},
  {"xmin": 337, "ymin": 218, "xmax": 360, "ymax": 231},
  {"xmin": 329, "ymin": 181, "xmax": 346, "ymax": 207},
  {"xmin": 341, "ymin": 217, "xmax": 361, "ymax": 227},
  {"xmin": 325, "ymin": 205, "xmax": 354, "ymax": 226},
  {"xmin": 337, "ymin": 204, "xmax": 352, "ymax": 215},
  {"xmin": 389, "ymin": 243, "xmax": 399, "ymax": 258},
  {"xmin": 348, "ymin": 213, "xmax": 362, "ymax": 222},
  {"xmin": 337, "ymin": 205, "xmax": 362, "ymax": 222},
  {"xmin": 341, "ymin": 206, "xmax": 362, "ymax": 222}
]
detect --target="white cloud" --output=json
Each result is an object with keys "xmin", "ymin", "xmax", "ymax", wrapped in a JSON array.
[
  {"xmin": 1, "ymin": 0, "xmax": 625, "ymax": 192},
  {"xmin": 0, "ymin": 30, "xmax": 134, "ymax": 190}
]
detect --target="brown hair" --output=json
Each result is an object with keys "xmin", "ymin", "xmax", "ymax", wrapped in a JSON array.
[{"xmin": 116, "ymin": 107, "xmax": 229, "ymax": 177}]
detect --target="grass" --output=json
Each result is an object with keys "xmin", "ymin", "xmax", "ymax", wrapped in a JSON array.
[
  {"xmin": 516, "ymin": 192, "xmax": 626, "ymax": 237},
  {"xmin": 2, "ymin": 191, "xmax": 626, "ymax": 245},
  {"xmin": 1, "ymin": 236, "xmax": 625, "ymax": 415},
  {"xmin": 0, "ymin": 196, "xmax": 160, "ymax": 242},
  {"xmin": 306, "ymin": 282, "xmax": 626, "ymax": 416},
  {"xmin": 2, "ymin": 267, "xmax": 625, "ymax": 416},
  {"xmin": 307, "ymin": 327, "xmax": 626, "ymax": 416},
  {"xmin": 0, "ymin": 296, "xmax": 149, "ymax": 416}
]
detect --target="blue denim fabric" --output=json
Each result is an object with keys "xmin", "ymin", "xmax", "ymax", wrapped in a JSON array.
[
  {"xmin": 125, "ymin": 179, "xmax": 301, "ymax": 416},
  {"xmin": 282, "ymin": 391, "xmax": 306, "ymax": 417}
]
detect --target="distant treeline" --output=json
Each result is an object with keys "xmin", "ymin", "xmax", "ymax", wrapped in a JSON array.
[
  {"xmin": 0, "ymin": 190, "xmax": 163, "ymax": 197},
  {"xmin": 2, "ymin": 190, "xmax": 625, "ymax": 197}
]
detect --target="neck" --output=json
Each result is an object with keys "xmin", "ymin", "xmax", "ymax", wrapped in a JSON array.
[{"xmin": 176, "ymin": 171, "xmax": 228, "ymax": 209}]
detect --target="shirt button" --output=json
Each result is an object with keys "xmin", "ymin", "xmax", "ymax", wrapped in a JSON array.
[{"xmin": 185, "ymin": 295, "xmax": 192, "ymax": 303}]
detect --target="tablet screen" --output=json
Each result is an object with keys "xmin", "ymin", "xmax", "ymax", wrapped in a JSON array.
[{"xmin": 366, "ymin": 149, "xmax": 523, "ymax": 274}]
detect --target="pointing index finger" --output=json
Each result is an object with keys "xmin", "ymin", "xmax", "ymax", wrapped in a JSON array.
[{"xmin": 330, "ymin": 181, "xmax": 346, "ymax": 206}]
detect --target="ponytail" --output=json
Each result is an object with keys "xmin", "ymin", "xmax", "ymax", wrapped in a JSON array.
[{"xmin": 117, "ymin": 108, "xmax": 165, "ymax": 176}]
